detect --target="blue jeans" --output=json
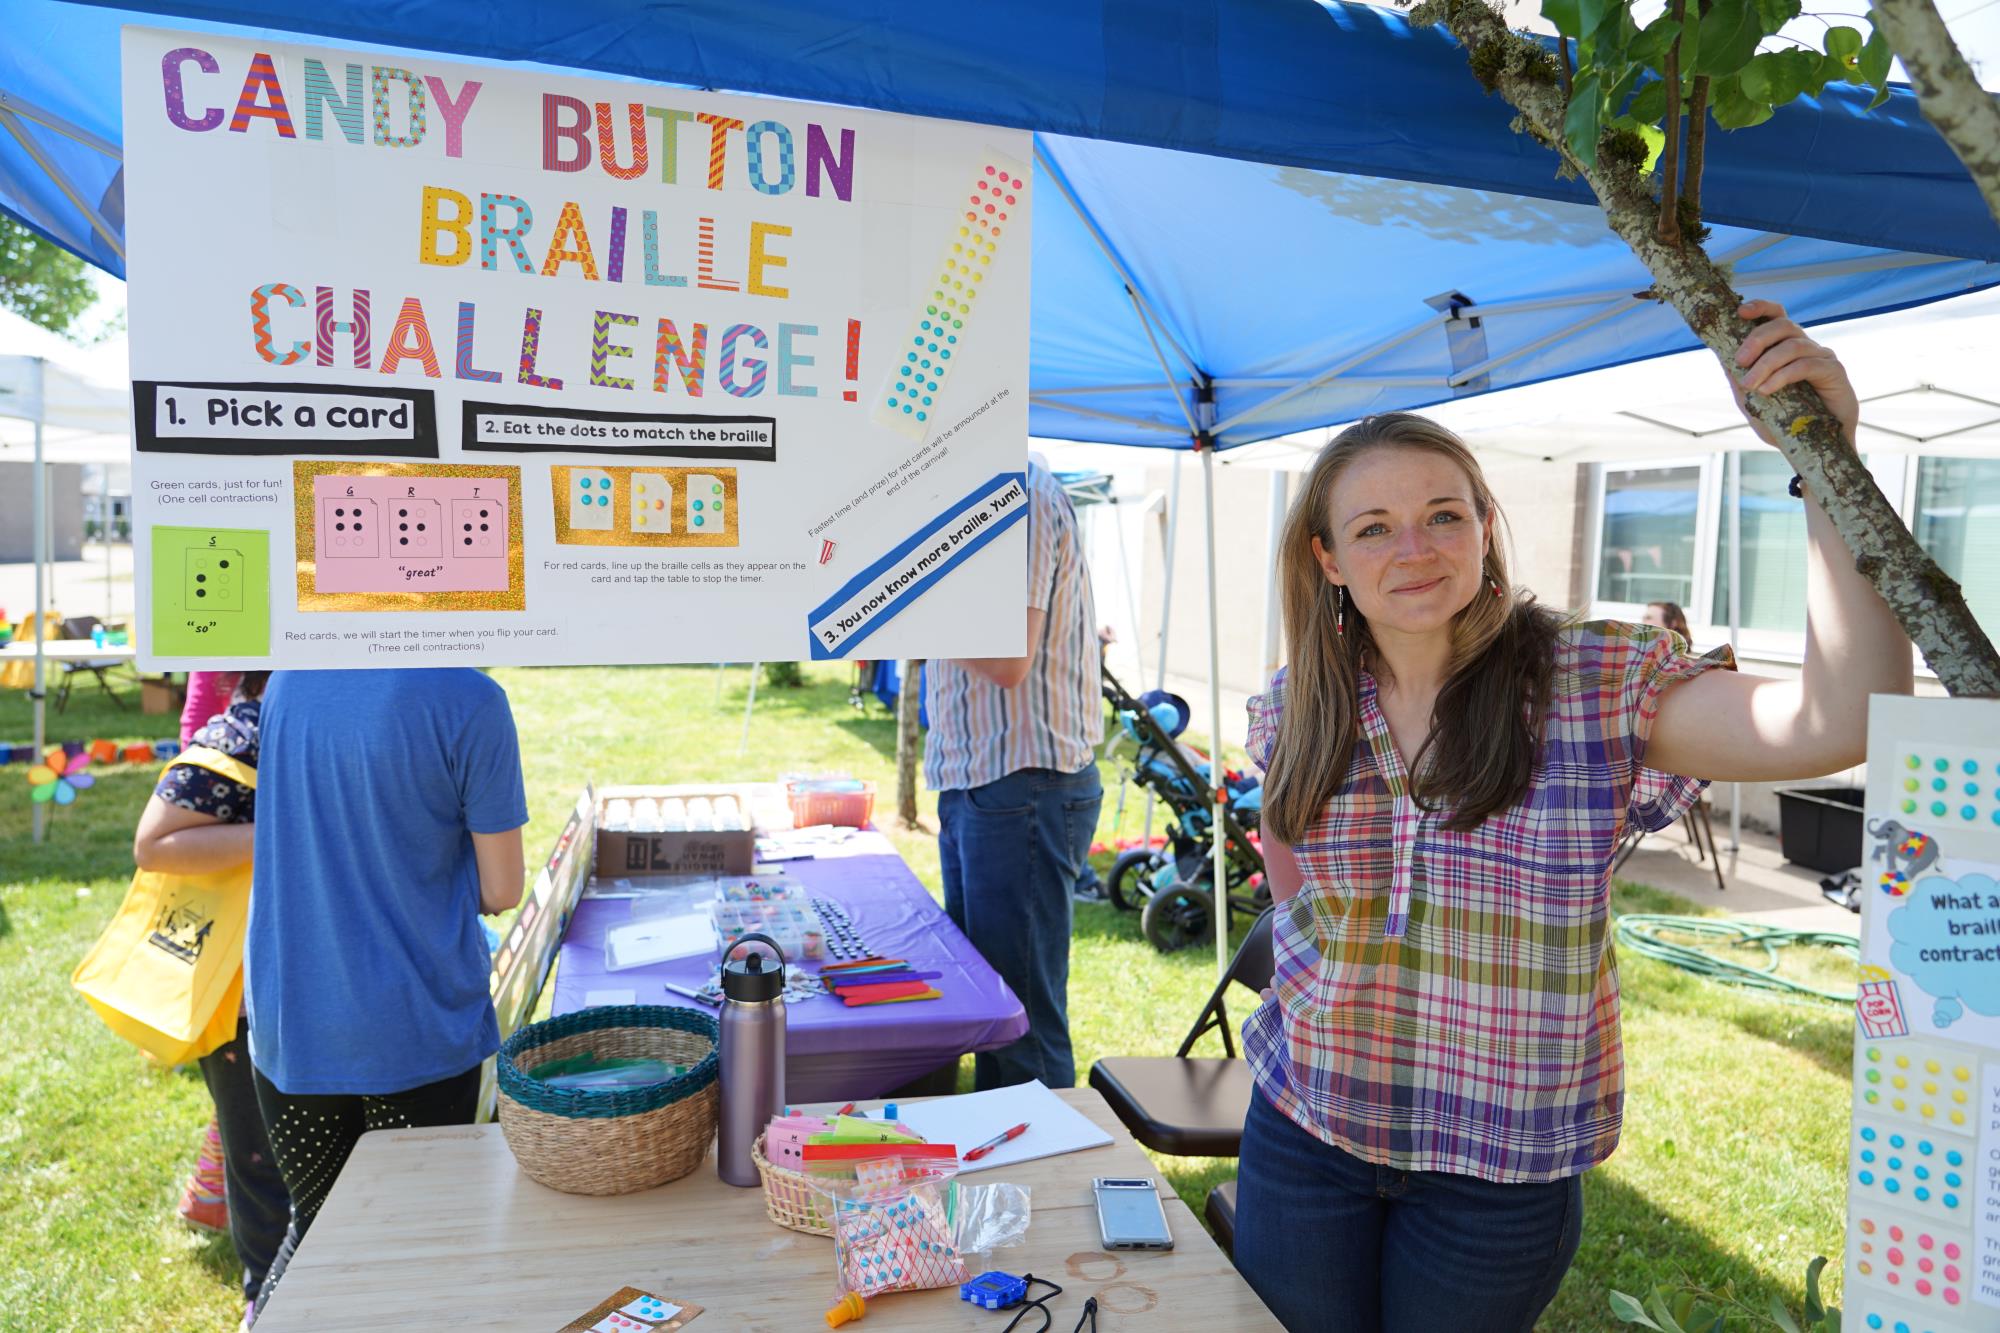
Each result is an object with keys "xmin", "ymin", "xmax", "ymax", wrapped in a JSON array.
[
  {"xmin": 1234, "ymin": 1093, "xmax": 1582, "ymax": 1333},
  {"xmin": 939, "ymin": 764, "xmax": 1102, "ymax": 1091}
]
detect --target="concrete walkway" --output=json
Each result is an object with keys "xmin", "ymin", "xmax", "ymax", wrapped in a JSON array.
[{"xmin": 1614, "ymin": 818, "xmax": 1860, "ymax": 935}]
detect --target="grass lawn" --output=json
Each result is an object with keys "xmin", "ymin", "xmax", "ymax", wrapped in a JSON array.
[{"xmin": 0, "ymin": 664, "xmax": 1856, "ymax": 1331}]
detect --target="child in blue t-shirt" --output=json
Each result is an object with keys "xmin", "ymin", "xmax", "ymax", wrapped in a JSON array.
[
  {"xmin": 133, "ymin": 672, "xmax": 288, "ymax": 1325},
  {"xmin": 244, "ymin": 667, "xmax": 528, "ymax": 1317}
]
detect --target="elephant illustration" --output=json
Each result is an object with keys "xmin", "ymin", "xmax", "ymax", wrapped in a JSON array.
[{"xmin": 1868, "ymin": 819, "xmax": 1941, "ymax": 877}]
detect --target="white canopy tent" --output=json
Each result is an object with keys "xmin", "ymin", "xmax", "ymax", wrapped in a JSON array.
[{"xmin": 0, "ymin": 305, "xmax": 134, "ymax": 840}]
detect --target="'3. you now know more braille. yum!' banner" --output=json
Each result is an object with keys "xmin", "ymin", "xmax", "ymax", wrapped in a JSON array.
[{"xmin": 123, "ymin": 27, "xmax": 1030, "ymax": 668}]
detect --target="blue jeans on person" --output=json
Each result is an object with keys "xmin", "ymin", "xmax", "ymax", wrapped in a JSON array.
[
  {"xmin": 939, "ymin": 763, "xmax": 1102, "ymax": 1091},
  {"xmin": 1233, "ymin": 1092, "xmax": 1583, "ymax": 1333}
]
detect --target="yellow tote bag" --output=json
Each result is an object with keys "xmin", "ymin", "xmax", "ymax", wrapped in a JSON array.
[{"xmin": 71, "ymin": 746, "xmax": 256, "ymax": 1065}]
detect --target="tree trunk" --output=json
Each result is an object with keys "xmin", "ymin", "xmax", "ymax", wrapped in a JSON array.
[
  {"xmin": 1873, "ymin": 0, "xmax": 2000, "ymax": 232},
  {"xmin": 896, "ymin": 659, "xmax": 924, "ymax": 828},
  {"xmin": 1411, "ymin": 0, "xmax": 2000, "ymax": 695}
]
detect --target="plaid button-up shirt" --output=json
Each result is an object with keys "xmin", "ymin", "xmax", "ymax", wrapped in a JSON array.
[
  {"xmin": 924, "ymin": 462, "xmax": 1102, "ymax": 792},
  {"xmin": 1242, "ymin": 621, "xmax": 1732, "ymax": 1183}
]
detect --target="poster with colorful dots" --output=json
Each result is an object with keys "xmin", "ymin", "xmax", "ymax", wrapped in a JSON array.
[
  {"xmin": 1851, "ymin": 696, "xmax": 2000, "ymax": 1320},
  {"xmin": 123, "ymin": 27, "xmax": 1030, "ymax": 669}
]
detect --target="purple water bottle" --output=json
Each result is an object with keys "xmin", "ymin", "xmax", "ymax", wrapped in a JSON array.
[{"xmin": 717, "ymin": 932, "xmax": 787, "ymax": 1187}]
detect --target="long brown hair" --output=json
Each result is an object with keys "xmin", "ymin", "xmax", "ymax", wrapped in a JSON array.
[{"xmin": 1263, "ymin": 414, "xmax": 1564, "ymax": 841}]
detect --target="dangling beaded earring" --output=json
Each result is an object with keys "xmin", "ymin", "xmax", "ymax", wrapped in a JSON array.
[
  {"xmin": 1489, "ymin": 573, "xmax": 1505, "ymax": 598},
  {"xmin": 1336, "ymin": 585, "xmax": 1346, "ymax": 635}
]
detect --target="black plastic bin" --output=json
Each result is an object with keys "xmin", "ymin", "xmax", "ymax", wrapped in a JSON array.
[{"xmin": 1775, "ymin": 786, "xmax": 1866, "ymax": 872}]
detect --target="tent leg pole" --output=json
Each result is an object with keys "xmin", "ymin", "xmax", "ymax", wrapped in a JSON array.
[
  {"xmin": 1726, "ymin": 451, "xmax": 1743, "ymax": 854},
  {"xmin": 32, "ymin": 360, "xmax": 47, "ymax": 844},
  {"xmin": 1144, "ymin": 454, "xmax": 1183, "ymax": 849},
  {"xmin": 1202, "ymin": 446, "xmax": 1227, "ymax": 981},
  {"xmin": 103, "ymin": 467, "xmax": 113, "ymax": 622}
]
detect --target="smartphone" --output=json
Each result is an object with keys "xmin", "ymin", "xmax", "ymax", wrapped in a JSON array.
[{"xmin": 1093, "ymin": 1177, "xmax": 1174, "ymax": 1250}]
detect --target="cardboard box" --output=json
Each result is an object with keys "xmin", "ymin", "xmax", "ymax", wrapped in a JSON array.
[
  {"xmin": 594, "ymin": 785, "xmax": 759, "ymax": 876},
  {"xmin": 140, "ymin": 676, "xmax": 186, "ymax": 716}
]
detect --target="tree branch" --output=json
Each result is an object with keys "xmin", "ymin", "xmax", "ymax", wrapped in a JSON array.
[
  {"xmin": 1560, "ymin": 35, "xmax": 1573, "ymax": 96},
  {"xmin": 1684, "ymin": 76, "xmax": 1710, "ymax": 218},
  {"xmin": 1873, "ymin": 0, "xmax": 2000, "ymax": 231},
  {"xmin": 1660, "ymin": 0, "xmax": 1686, "ymax": 246},
  {"xmin": 1408, "ymin": 0, "xmax": 2000, "ymax": 695}
]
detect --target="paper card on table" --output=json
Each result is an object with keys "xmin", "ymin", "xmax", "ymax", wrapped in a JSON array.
[
  {"xmin": 556, "ymin": 1285, "xmax": 701, "ymax": 1331},
  {"xmin": 583, "ymin": 989, "xmax": 638, "ymax": 1008},
  {"xmin": 894, "ymin": 1080, "xmax": 1112, "ymax": 1173},
  {"xmin": 604, "ymin": 912, "xmax": 718, "ymax": 971}
]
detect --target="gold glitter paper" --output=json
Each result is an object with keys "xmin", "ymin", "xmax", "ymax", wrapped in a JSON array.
[
  {"xmin": 293, "ymin": 460, "xmax": 527, "ymax": 613},
  {"xmin": 550, "ymin": 465, "xmax": 740, "ymax": 548}
]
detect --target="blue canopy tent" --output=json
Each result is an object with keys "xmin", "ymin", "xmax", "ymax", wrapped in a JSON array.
[{"xmin": 6, "ymin": 0, "xmax": 1998, "ymax": 954}]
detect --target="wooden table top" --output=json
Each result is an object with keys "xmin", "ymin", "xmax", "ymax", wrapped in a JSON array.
[{"xmin": 253, "ymin": 1087, "xmax": 1278, "ymax": 1332}]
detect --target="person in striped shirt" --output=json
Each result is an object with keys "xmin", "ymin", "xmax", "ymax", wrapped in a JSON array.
[
  {"xmin": 1231, "ymin": 301, "xmax": 1912, "ymax": 1332},
  {"xmin": 926, "ymin": 458, "xmax": 1104, "ymax": 1091}
]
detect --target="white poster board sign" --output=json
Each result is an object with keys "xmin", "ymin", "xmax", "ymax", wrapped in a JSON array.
[
  {"xmin": 121, "ymin": 28, "xmax": 1030, "ymax": 668},
  {"xmin": 1844, "ymin": 695, "xmax": 2000, "ymax": 1332}
]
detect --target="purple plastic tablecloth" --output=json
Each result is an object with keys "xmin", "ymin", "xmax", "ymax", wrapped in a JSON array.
[{"xmin": 551, "ymin": 833, "xmax": 1028, "ymax": 1100}]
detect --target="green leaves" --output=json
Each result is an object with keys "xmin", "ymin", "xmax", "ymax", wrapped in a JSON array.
[
  {"xmin": 1544, "ymin": 0, "xmax": 1583, "ymax": 37},
  {"xmin": 1691, "ymin": 0, "xmax": 1763, "ymax": 75},
  {"xmin": 1803, "ymin": 1256, "xmax": 1830, "ymax": 1326},
  {"xmin": 1859, "ymin": 23, "xmax": 1894, "ymax": 107},
  {"xmin": 1567, "ymin": 71, "xmax": 1605, "ymax": 167},
  {"xmin": 1608, "ymin": 1290, "xmax": 1664, "ymax": 1328},
  {"xmin": 1739, "ymin": 47, "xmax": 1822, "ymax": 103},
  {"xmin": 1628, "ymin": 78, "xmax": 1671, "ymax": 123},
  {"xmin": 1708, "ymin": 71, "xmax": 1776, "ymax": 127}
]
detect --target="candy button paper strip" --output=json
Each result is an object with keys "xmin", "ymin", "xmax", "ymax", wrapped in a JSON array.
[
  {"xmin": 1893, "ymin": 748, "xmax": 2000, "ymax": 827},
  {"xmin": 872, "ymin": 151, "xmax": 1029, "ymax": 442},
  {"xmin": 1850, "ymin": 1120, "xmax": 1972, "ymax": 1222},
  {"xmin": 1855, "ymin": 1038, "xmax": 1979, "ymax": 1132},
  {"xmin": 1848, "ymin": 1207, "xmax": 1972, "ymax": 1314}
]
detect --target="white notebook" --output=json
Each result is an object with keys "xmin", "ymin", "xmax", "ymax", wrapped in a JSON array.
[{"xmin": 895, "ymin": 1080, "xmax": 1114, "ymax": 1174}]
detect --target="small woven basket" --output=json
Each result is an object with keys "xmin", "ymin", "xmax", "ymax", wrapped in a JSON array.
[
  {"xmin": 752, "ymin": 1132, "xmax": 835, "ymax": 1236},
  {"xmin": 497, "ymin": 1005, "xmax": 719, "ymax": 1196}
]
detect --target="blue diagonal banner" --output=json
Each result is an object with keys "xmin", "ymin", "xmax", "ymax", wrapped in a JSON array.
[{"xmin": 807, "ymin": 471, "xmax": 1028, "ymax": 660}]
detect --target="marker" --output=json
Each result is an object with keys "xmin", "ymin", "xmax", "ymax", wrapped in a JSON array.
[
  {"xmin": 663, "ymin": 981, "xmax": 719, "ymax": 1007},
  {"xmin": 964, "ymin": 1122, "xmax": 1030, "ymax": 1161},
  {"xmin": 836, "ymin": 1102, "xmax": 858, "ymax": 1116}
]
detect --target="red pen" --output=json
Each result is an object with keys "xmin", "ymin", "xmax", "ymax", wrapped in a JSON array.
[{"xmin": 964, "ymin": 1122, "xmax": 1030, "ymax": 1161}]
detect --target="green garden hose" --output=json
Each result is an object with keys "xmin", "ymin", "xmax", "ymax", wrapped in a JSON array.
[{"xmin": 1612, "ymin": 914, "xmax": 1860, "ymax": 1004}]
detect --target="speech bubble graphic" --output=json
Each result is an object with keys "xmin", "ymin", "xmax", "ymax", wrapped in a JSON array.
[{"xmin": 1887, "ymin": 872, "xmax": 2000, "ymax": 1029}]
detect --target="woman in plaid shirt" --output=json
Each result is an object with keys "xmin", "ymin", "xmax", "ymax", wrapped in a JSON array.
[{"xmin": 1232, "ymin": 302, "xmax": 1912, "ymax": 1331}]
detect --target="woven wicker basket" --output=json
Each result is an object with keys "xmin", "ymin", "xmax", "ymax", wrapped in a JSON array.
[
  {"xmin": 752, "ymin": 1132, "xmax": 835, "ymax": 1236},
  {"xmin": 497, "ymin": 1005, "xmax": 719, "ymax": 1196}
]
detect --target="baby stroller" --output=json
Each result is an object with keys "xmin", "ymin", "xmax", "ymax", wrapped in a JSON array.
[{"xmin": 1100, "ymin": 666, "xmax": 1269, "ymax": 953}]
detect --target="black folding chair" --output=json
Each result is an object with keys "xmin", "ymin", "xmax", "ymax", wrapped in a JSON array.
[
  {"xmin": 1612, "ymin": 795, "xmax": 1725, "ymax": 893},
  {"xmin": 54, "ymin": 617, "xmax": 129, "ymax": 712},
  {"xmin": 1205, "ymin": 1180, "xmax": 1238, "ymax": 1257},
  {"xmin": 1087, "ymin": 907, "xmax": 1276, "ymax": 1157}
]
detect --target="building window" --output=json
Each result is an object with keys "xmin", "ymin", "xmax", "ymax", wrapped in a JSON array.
[
  {"xmin": 1596, "ymin": 464, "xmax": 1701, "ymax": 607},
  {"xmin": 1914, "ymin": 457, "xmax": 2000, "ymax": 636},
  {"xmin": 1711, "ymin": 452, "xmax": 1808, "ymax": 633}
]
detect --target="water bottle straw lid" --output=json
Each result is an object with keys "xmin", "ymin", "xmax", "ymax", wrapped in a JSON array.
[{"xmin": 722, "ymin": 931, "xmax": 787, "ymax": 1002}]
